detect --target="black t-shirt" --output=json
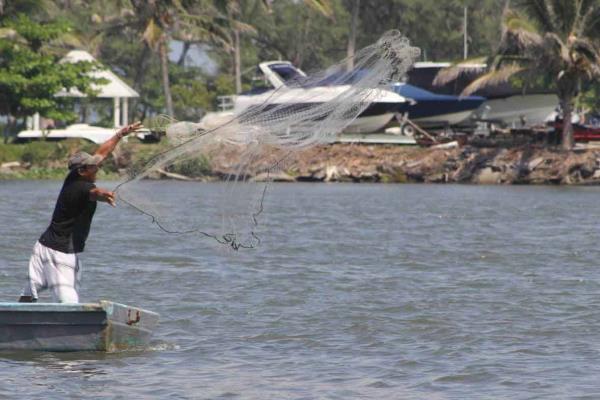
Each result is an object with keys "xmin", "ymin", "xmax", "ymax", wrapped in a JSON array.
[{"xmin": 39, "ymin": 172, "xmax": 97, "ymax": 253}]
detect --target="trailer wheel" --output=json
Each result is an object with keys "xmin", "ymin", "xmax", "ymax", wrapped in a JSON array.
[{"xmin": 402, "ymin": 124, "xmax": 416, "ymax": 137}]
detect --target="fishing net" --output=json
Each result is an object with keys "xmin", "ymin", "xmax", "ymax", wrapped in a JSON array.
[{"xmin": 115, "ymin": 30, "xmax": 420, "ymax": 250}]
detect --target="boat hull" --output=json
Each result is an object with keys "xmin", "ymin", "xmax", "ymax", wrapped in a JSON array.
[
  {"xmin": 392, "ymin": 84, "xmax": 485, "ymax": 127},
  {"xmin": 475, "ymin": 94, "xmax": 558, "ymax": 127},
  {"xmin": 0, "ymin": 301, "xmax": 159, "ymax": 352},
  {"xmin": 411, "ymin": 109, "xmax": 478, "ymax": 126},
  {"xmin": 343, "ymin": 113, "xmax": 395, "ymax": 134}
]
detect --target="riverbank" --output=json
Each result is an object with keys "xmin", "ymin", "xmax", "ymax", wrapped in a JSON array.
[
  {"xmin": 201, "ymin": 142, "xmax": 600, "ymax": 185},
  {"xmin": 3, "ymin": 140, "xmax": 600, "ymax": 185}
]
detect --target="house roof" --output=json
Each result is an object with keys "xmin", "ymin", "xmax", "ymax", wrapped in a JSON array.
[{"xmin": 56, "ymin": 50, "xmax": 139, "ymax": 98}]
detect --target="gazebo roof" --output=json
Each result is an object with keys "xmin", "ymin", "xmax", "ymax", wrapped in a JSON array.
[{"xmin": 57, "ymin": 50, "xmax": 139, "ymax": 98}]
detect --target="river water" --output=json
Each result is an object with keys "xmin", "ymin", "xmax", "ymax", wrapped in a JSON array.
[{"xmin": 1, "ymin": 180, "xmax": 600, "ymax": 399}]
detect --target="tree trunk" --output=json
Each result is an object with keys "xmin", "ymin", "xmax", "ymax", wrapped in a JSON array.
[
  {"xmin": 178, "ymin": 41, "xmax": 191, "ymax": 67},
  {"xmin": 234, "ymin": 29, "xmax": 242, "ymax": 94},
  {"xmin": 561, "ymin": 95, "xmax": 574, "ymax": 150},
  {"xmin": 132, "ymin": 45, "xmax": 151, "ymax": 121},
  {"xmin": 3, "ymin": 115, "xmax": 14, "ymax": 144},
  {"xmin": 296, "ymin": 13, "xmax": 311, "ymax": 68},
  {"xmin": 159, "ymin": 36, "xmax": 174, "ymax": 117},
  {"xmin": 346, "ymin": 0, "xmax": 360, "ymax": 71},
  {"xmin": 2, "ymin": 117, "xmax": 8, "ymax": 144}
]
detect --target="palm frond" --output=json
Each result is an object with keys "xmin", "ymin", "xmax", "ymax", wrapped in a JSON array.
[
  {"xmin": 571, "ymin": 37, "xmax": 600, "ymax": 64},
  {"xmin": 490, "ymin": 54, "xmax": 533, "ymax": 70},
  {"xmin": 501, "ymin": 11, "xmax": 544, "ymax": 51},
  {"xmin": 142, "ymin": 19, "xmax": 164, "ymax": 49},
  {"xmin": 588, "ymin": 61, "xmax": 600, "ymax": 79},
  {"xmin": 515, "ymin": 0, "xmax": 557, "ymax": 33},
  {"xmin": 542, "ymin": 32, "xmax": 570, "ymax": 64},
  {"xmin": 553, "ymin": 0, "xmax": 579, "ymax": 33},
  {"xmin": 504, "ymin": 10, "xmax": 539, "ymax": 33},
  {"xmin": 304, "ymin": 0, "xmax": 334, "ymax": 19},
  {"xmin": 49, "ymin": 32, "xmax": 84, "ymax": 50},
  {"xmin": 432, "ymin": 57, "xmax": 488, "ymax": 86},
  {"xmin": 231, "ymin": 20, "xmax": 257, "ymax": 35},
  {"xmin": 260, "ymin": 0, "xmax": 273, "ymax": 13},
  {"xmin": 577, "ymin": 0, "xmax": 600, "ymax": 36},
  {"xmin": 460, "ymin": 64, "xmax": 525, "ymax": 96}
]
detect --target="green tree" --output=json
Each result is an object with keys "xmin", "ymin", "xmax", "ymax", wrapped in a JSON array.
[
  {"xmin": 128, "ymin": 0, "xmax": 180, "ymax": 117},
  {"xmin": 213, "ymin": 1, "xmax": 263, "ymax": 94},
  {"xmin": 357, "ymin": 0, "xmax": 503, "ymax": 61},
  {"xmin": 0, "ymin": 15, "xmax": 100, "ymax": 141},
  {"xmin": 211, "ymin": 0, "xmax": 333, "ymax": 93},
  {"xmin": 247, "ymin": 0, "xmax": 347, "ymax": 71},
  {"xmin": 85, "ymin": 0, "xmax": 227, "ymax": 119}
]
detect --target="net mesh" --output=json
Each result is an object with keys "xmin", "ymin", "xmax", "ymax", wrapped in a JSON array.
[{"xmin": 115, "ymin": 31, "xmax": 421, "ymax": 250}]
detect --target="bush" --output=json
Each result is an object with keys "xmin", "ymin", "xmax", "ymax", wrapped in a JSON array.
[
  {"xmin": 169, "ymin": 156, "xmax": 212, "ymax": 177},
  {"xmin": 0, "ymin": 139, "xmax": 98, "ymax": 166}
]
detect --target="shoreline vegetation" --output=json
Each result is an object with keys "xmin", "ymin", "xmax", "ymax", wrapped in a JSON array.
[{"xmin": 3, "ymin": 138, "xmax": 600, "ymax": 185}]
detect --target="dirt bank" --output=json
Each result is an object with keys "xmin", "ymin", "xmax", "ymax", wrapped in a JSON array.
[{"xmin": 205, "ymin": 143, "xmax": 600, "ymax": 185}]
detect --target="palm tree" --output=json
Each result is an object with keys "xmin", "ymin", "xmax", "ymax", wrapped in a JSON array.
[
  {"xmin": 127, "ymin": 0, "xmax": 181, "ymax": 117},
  {"xmin": 439, "ymin": 0, "xmax": 600, "ymax": 150},
  {"xmin": 212, "ymin": 1, "xmax": 262, "ymax": 94}
]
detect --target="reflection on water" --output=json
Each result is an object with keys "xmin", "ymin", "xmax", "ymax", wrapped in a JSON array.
[{"xmin": 2, "ymin": 181, "xmax": 600, "ymax": 398}]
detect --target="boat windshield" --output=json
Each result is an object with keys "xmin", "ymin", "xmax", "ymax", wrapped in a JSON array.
[{"xmin": 269, "ymin": 63, "xmax": 304, "ymax": 83}]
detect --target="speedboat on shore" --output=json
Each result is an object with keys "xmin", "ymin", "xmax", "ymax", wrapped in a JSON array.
[
  {"xmin": 406, "ymin": 62, "xmax": 558, "ymax": 127},
  {"xmin": 17, "ymin": 124, "xmax": 117, "ymax": 144},
  {"xmin": 16, "ymin": 123, "xmax": 154, "ymax": 144},
  {"xmin": 392, "ymin": 83, "xmax": 486, "ymax": 128},
  {"xmin": 201, "ymin": 61, "xmax": 408, "ymax": 134}
]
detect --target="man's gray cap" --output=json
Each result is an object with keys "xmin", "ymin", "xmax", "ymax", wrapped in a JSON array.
[{"xmin": 68, "ymin": 152, "xmax": 102, "ymax": 170}]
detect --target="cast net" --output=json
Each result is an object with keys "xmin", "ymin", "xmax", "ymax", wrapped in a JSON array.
[{"xmin": 115, "ymin": 30, "xmax": 420, "ymax": 250}]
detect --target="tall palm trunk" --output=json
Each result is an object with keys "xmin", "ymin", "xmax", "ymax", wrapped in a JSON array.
[
  {"xmin": 159, "ymin": 35, "xmax": 174, "ymax": 117},
  {"xmin": 296, "ymin": 13, "xmax": 312, "ymax": 67},
  {"xmin": 346, "ymin": 0, "xmax": 360, "ymax": 71},
  {"xmin": 561, "ymin": 94, "xmax": 574, "ymax": 150},
  {"xmin": 234, "ymin": 29, "xmax": 242, "ymax": 94},
  {"xmin": 133, "ymin": 45, "xmax": 151, "ymax": 121}
]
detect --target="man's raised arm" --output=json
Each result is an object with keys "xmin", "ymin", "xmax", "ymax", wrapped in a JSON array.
[{"xmin": 94, "ymin": 121, "xmax": 144, "ymax": 162}]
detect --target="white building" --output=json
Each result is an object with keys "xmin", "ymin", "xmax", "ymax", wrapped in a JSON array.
[{"xmin": 19, "ymin": 50, "xmax": 141, "ymax": 144}]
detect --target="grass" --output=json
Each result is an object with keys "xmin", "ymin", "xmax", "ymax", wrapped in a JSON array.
[
  {"xmin": 0, "ymin": 139, "xmax": 97, "ymax": 166},
  {"xmin": 0, "ymin": 139, "xmax": 213, "ymax": 180},
  {"xmin": 0, "ymin": 168, "xmax": 119, "ymax": 180}
]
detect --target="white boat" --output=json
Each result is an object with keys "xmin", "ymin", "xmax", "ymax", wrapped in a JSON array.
[
  {"xmin": 406, "ymin": 62, "xmax": 558, "ymax": 127},
  {"xmin": 17, "ymin": 123, "xmax": 154, "ymax": 144},
  {"xmin": 200, "ymin": 61, "xmax": 408, "ymax": 134},
  {"xmin": 17, "ymin": 123, "xmax": 117, "ymax": 144},
  {"xmin": 474, "ymin": 93, "xmax": 559, "ymax": 127}
]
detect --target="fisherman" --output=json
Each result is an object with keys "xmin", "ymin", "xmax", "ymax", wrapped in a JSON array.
[{"xmin": 18, "ymin": 121, "xmax": 144, "ymax": 303}]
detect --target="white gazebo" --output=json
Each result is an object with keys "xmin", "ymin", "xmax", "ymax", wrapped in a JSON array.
[
  {"xmin": 57, "ymin": 50, "xmax": 139, "ymax": 128},
  {"xmin": 21, "ymin": 50, "xmax": 141, "ymax": 143}
]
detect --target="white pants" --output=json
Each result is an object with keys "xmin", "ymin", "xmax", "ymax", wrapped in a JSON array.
[{"xmin": 21, "ymin": 241, "xmax": 82, "ymax": 303}]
